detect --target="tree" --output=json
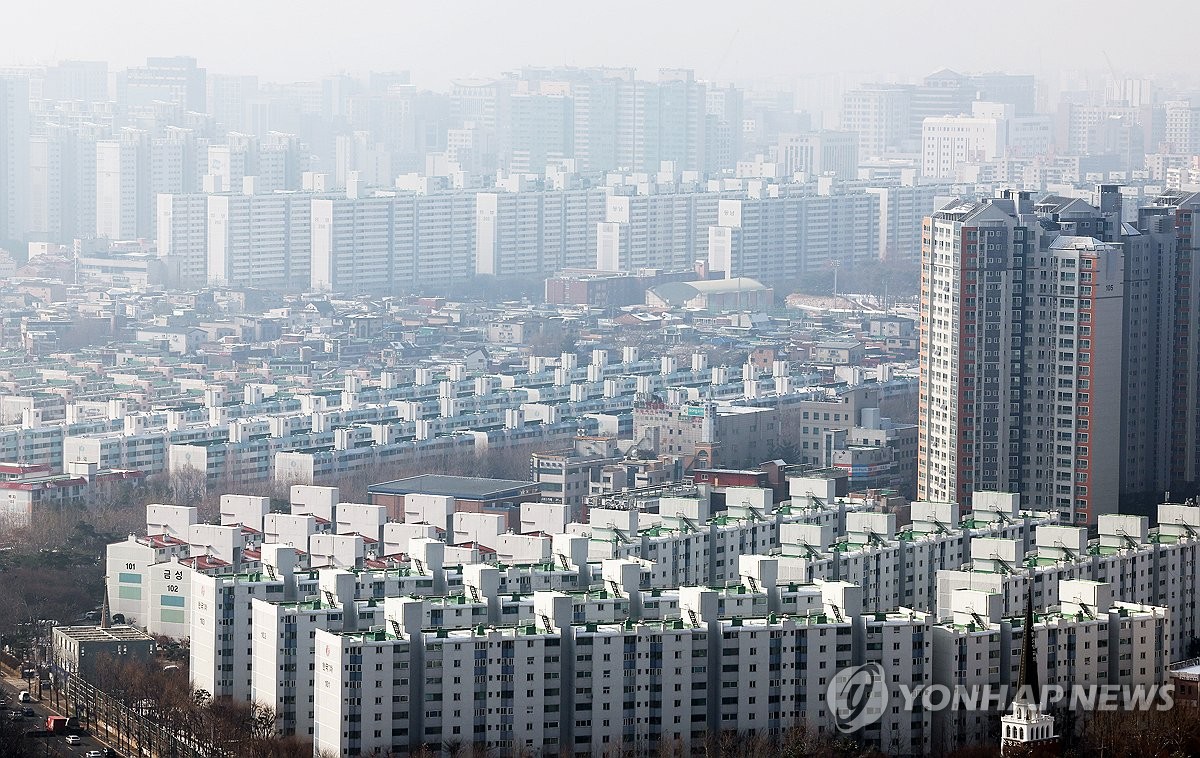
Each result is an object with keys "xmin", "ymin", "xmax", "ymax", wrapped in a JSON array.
[{"xmin": 0, "ymin": 712, "xmax": 30, "ymax": 758}]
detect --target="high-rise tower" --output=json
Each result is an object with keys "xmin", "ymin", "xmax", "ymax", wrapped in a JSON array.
[{"xmin": 917, "ymin": 188, "xmax": 1157, "ymax": 523}]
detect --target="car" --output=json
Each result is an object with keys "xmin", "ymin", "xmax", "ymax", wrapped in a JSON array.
[
  {"xmin": 86, "ymin": 751, "xmax": 104, "ymax": 758},
  {"xmin": 21, "ymin": 707, "xmax": 34, "ymax": 716},
  {"xmin": 17, "ymin": 691, "xmax": 31, "ymax": 702},
  {"xmin": 65, "ymin": 734, "xmax": 83, "ymax": 745}
]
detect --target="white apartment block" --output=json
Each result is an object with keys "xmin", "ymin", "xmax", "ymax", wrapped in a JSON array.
[
  {"xmin": 96, "ymin": 128, "xmax": 152, "ymax": 240},
  {"xmin": 708, "ymin": 191, "xmax": 880, "ymax": 280},
  {"xmin": 596, "ymin": 191, "xmax": 722, "ymax": 273},
  {"xmin": 865, "ymin": 182, "xmax": 956, "ymax": 263},
  {"xmin": 310, "ymin": 580, "xmax": 929, "ymax": 758},
  {"xmin": 1164, "ymin": 101, "xmax": 1200, "ymax": 154},
  {"xmin": 0, "ymin": 74, "xmax": 30, "ymax": 244},
  {"xmin": 475, "ymin": 188, "xmax": 607, "ymax": 277},
  {"xmin": 141, "ymin": 481, "xmax": 840, "ymax": 697},
  {"xmin": 28, "ymin": 133, "xmax": 64, "ymax": 243},
  {"xmin": 0, "ymin": 413, "xmax": 119, "ymax": 470},
  {"xmin": 840, "ymin": 85, "xmax": 912, "ymax": 158},
  {"xmin": 150, "ymin": 174, "xmax": 966, "ymax": 292},
  {"xmin": 157, "ymin": 192, "xmax": 209, "ymax": 287},
  {"xmin": 28, "ymin": 123, "xmax": 102, "ymax": 245},
  {"xmin": 105, "ymin": 476, "xmax": 1193, "ymax": 754},
  {"xmin": 922, "ymin": 115, "xmax": 1007, "ymax": 180},
  {"xmin": 775, "ymin": 131, "xmax": 859, "ymax": 180},
  {"xmin": 936, "ymin": 504, "xmax": 1200, "ymax": 664},
  {"xmin": 775, "ymin": 496, "xmax": 1051, "ymax": 614},
  {"xmin": 207, "ymin": 192, "xmax": 315, "ymax": 289},
  {"xmin": 930, "ymin": 580, "xmax": 1167, "ymax": 753},
  {"xmin": 311, "ymin": 191, "xmax": 478, "ymax": 294},
  {"xmin": 251, "ymin": 563, "xmax": 385, "ymax": 737},
  {"xmin": 302, "ymin": 567, "xmax": 1168, "ymax": 758},
  {"xmin": 1058, "ymin": 102, "xmax": 1148, "ymax": 156},
  {"xmin": 64, "ymin": 413, "xmax": 228, "ymax": 474}
]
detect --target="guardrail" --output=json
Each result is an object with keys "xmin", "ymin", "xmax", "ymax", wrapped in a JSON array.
[{"xmin": 52, "ymin": 674, "xmax": 221, "ymax": 758}]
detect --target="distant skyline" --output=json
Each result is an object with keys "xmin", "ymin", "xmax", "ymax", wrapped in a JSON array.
[{"xmin": 5, "ymin": 0, "xmax": 1199, "ymax": 89}]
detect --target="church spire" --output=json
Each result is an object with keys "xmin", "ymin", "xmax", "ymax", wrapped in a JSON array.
[
  {"xmin": 100, "ymin": 583, "xmax": 112, "ymax": 629},
  {"xmin": 1001, "ymin": 576, "xmax": 1057, "ymax": 756},
  {"xmin": 1016, "ymin": 578, "xmax": 1039, "ymax": 704}
]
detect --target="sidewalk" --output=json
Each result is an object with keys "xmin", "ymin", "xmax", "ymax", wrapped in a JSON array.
[{"xmin": 0, "ymin": 663, "xmax": 40, "ymax": 699}]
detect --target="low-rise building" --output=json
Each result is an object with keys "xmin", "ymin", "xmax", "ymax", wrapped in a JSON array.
[
  {"xmin": 811, "ymin": 339, "xmax": 866, "ymax": 365},
  {"xmin": 645, "ymin": 277, "xmax": 773, "ymax": 311},
  {"xmin": 530, "ymin": 437, "xmax": 623, "ymax": 517},
  {"xmin": 51, "ymin": 624, "xmax": 157, "ymax": 683}
]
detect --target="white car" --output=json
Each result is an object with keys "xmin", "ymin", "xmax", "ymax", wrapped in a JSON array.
[
  {"xmin": 65, "ymin": 734, "xmax": 82, "ymax": 745},
  {"xmin": 86, "ymin": 751, "xmax": 104, "ymax": 758}
]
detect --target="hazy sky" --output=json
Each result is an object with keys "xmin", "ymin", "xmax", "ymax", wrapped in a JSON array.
[{"xmin": 6, "ymin": 0, "xmax": 1198, "ymax": 87}]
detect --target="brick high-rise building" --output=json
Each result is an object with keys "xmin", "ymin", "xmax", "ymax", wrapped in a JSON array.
[{"xmin": 918, "ymin": 187, "xmax": 1172, "ymax": 524}]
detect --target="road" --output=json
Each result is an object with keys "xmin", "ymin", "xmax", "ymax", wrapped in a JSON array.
[{"xmin": 0, "ymin": 673, "xmax": 117, "ymax": 758}]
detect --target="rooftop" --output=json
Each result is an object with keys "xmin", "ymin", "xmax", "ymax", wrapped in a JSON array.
[
  {"xmin": 368, "ymin": 474, "xmax": 538, "ymax": 500},
  {"xmin": 54, "ymin": 625, "xmax": 155, "ymax": 643},
  {"xmin": 1169, "ymin": 657, "xmax": 1200, "ymax": 679},
  {"xmin": 647, "ymin": 278, "xmax": 768, "ymax": 307}
]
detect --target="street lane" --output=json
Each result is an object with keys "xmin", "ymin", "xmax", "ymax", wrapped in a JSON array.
[{"xmin": 0, "ymin": 675, "xmax": 118, "ymax": 758}]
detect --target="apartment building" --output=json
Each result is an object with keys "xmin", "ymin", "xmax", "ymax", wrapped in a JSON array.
[
  {"xmin": 475, "ymin": 188, "xmax": 608, "ymax": 277},
  {"xmin": 936, "ymin": 504, "xmax": 1200, "ymax": 663},
  {"xmin": 310, "ymin": 191, "xmax": 478, "ymax": 294},
  {"xmin": 707, "ymin": 191, "xmax": 880, "ymax": 280},
  {"xmin": 206, "ymin": 192, "xmax": 316, "ymax": 290},
  {"xmin": 0, "ymin": 74, "xmax": 30, "ymax": 245},
  {"xmin": 775, "ymin": 495, "xmax": 1050, "ymax": 614},
  {"xmin": 1138, "ymin": 191, "xmax": 1200, "ymax": 499},
  {"xmin": 840, "ymin": 85, "xmax": 912, "ymax": 158},
  {"xmin": 125, "ymin": 480, "xmax": 1199, "ymax": 753},
  {"xmin": 922, "ymin": 114, "xmax": 1007, "ymax": 179},
  {"xmin": 150, "ymin": 173, "xmax": 964, "ymax": 294},
  {"xmin": 930, "ymin": 580, "xmax": 1167, "ymax": 753},
  {"xmin": 596, "ymin": 191, "xmax": 722, "ymax": 273},
  {"xmin": 310, "ymin": 580, "xmax": 928, "ymax": 758},
  {"xmin": 95, "ymin": 128, "xmax": 151, "ymax": 240},
  {"xmin": 866, "ymin": 182, "xmax": 956, "ymax": 263},
  {"xmin": 156, "ymin": 192, "xmax": 209, "ymax": 287},
  {"xmin": 775, "ymin": 131, "xmax": 859, "ymax": 180},
  {"xmin": 917, "ymin": 187, "xmax": 1170, "ymax": 522}
]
